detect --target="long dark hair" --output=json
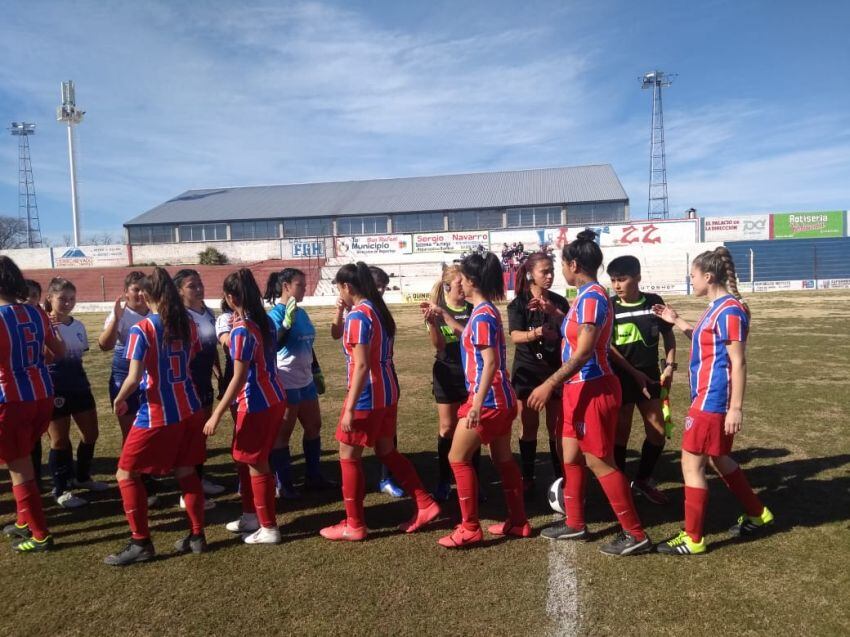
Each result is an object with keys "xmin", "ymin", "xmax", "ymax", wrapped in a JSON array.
[
  {"xmin": 333, "ymin": 262, "xmax": 396, "ymax": 338},
  {"xmin": 224, "ymin": 268, "xmax": 272, "ymax": 349},
  {"xmin": 173, "ymin": 268, "xmax": 207, "ymax": 312},
  {"xmin": 461, "ymin": 252, "xmax": 505, "ymax": 301},
  {"xmin": 0, "ymin": 256, "xmax": 29, "ymax": 301},
  {"xmin": 562, "ymin": 229, "xmax": 603, "ymax": 275},
  {"xmin": 43, "ymin": 277, "xmax": 76, "ymax": 314},
  {"xmin": 514, "ymin": 252, "xmax": 553, "ymax": 297},
  {"xmin": 263, "ymin": 268, "xmax": 305, "ymax": 305},
  {"xmin": 139, "ymin": 267, "xmax": 191, "ymax": 344}
]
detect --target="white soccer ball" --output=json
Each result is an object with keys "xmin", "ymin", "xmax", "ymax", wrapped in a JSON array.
[{"xmin": 548, "ymin": 477, "xmax": 565, "ymax": 515}]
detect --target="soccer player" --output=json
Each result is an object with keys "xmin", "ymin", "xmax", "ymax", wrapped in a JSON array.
[
  {"xmin": 320, "ymin": 262, "xmax": 439, "ymax": 541},
  {"xmin": 507, "ymin": 251, "xmax": 569, "ymax": 500},
  {"xmin": 654, "ymin": 247, "xmax": 774, "ymax": 555},
  {"xmin": 44, "ymin": 277, "xmax": 108, "ymax": 510},
  {"xmin": 204, "ymin": 269, "xmax": 287, "ymax": 544},
  {"xmin": 104, "ymin": 267, "xmax": 207, "ymax": 566},
  {"xmin": 438, "ymin": 252, "xmax": 530, "ymax": 549},
  {"xmin": 419, "ymin": 265, "xmax": 478, "ymax": 501},
  {"xmin": 174, "ymin": 269, "xmax": 225, "ymax": 502},
  {"xmin": 24, "ymin": 279, "xmax": 45, "ymax": 488},
  {"xmin": 529, "ymin": 230, "xmax": 651, "ymax": 556},
  {"xmin": 265, "ymin": 269, "xmax": 334, "ymax": 499},
  {"xmin": 605, "ymin": 255, "xmax": 676, "ymax": 504},
  {"xmin": 0, "ymin": 256, "xmax": 64, "ymax": 552}
]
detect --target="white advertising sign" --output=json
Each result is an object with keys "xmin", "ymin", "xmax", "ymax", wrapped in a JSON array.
[
  {"xmin": 413, "ymin": 231, "xmax": 489, "ymax": 253},
  {"xmin": 54, "ymin": 245, "xmax": 129, "ymax": 268},
  {"xmin": 334, "ymin": 234, "xmax": 412, "ymax": 257},
  {"xmin": 702, "ymin": 215, "xmax": 771, "ymax": 242},
  {"xmin": 492, "ymin": 220, "xmax": 698, "ymax": 252},
  {"xmin": 284, "ymin": 239, "xmax": 326, "ymax": 259}
]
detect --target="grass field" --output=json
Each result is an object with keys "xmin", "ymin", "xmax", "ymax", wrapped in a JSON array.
[{"xmin": 1, "ymin": 291, "xmax": 848, "ymax": 636}]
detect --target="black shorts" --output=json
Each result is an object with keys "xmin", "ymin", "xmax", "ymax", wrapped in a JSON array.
[
  {"xmin": 511, "ymin": 364, "xmax": 562, "ymax": 401},
  {"xmin": 432, "ymin": 360, "xmax": 468, "ymax": 405},
  {"xmin": 53, "ymin": 390, "xmax": 97, "ymax": 419},
  {"xmin": 617, "ymin": 370, "xmax": 662, "ymax": 406}
]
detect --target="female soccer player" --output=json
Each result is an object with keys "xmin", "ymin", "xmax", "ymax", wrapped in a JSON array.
[
  {"xmin": 420, "ymin": 265, "xmax": 477, "ymax": 501},
  {"xmin": 0, "ymin": 257, "xmax": 63, "ymax": 552},
  {"xmin": 654, "ymin": 247, "xmax": 773, "ymax": 555},
  {"xmin": 507, "ymin": 251, "xmax": 569, "ymax": 499},
  {"xmin": 205, "ymin": 269, "xmax": 286, "ymax": 544},
  {"xmin": 44, "ymin": 277, "xmax": 107, "ymax": 509},
  {"xmin": 104, "ymin": 267, "xmax": 207, "ymax": 566},
  {"xmin": 265, "ymin": 269, "xmax": 333, "ymax": 498},
  {"xmin": 24, "ymin": 279, "xmax": 44, "ymax": 488},
  {"xmin": 528, "ymin": 230, "xmax": 651, "ymax": 556},
  {"xmin": 438, "ymin": 252, "xmax": 530, "ymax": 549},
  {"xmin": 320, "ymin": 262, "xmax": 439, "ymax": 541},
  {"xmin": 174, "ymin": 269, "xmax": 225, "ymax": 501}
]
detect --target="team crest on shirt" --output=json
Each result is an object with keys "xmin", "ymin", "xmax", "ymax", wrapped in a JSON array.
[
  {"xmin": 685, "ymin": 416, "xmax": 694, "ymax": 431},
  {"xmin": 574, "ymin": 421, "xmax": 586, "ymax": 438},
  {"xmin": 54, "ymin": 396, "xmax": 66, "ymax": 408}
]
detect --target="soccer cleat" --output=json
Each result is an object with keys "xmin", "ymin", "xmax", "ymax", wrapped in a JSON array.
[
  {"xmin": 243, "ymin": 526, "xmax": 282, "ymax": 545},
  {"xmin": 179, "ymin": 495, "xmax": 216, "ymax": 511},
  {"xmin": 201, "ymin": 478, "xmax": 226, "ymax": 496},
  {"xmin": 12, "ymin": 534, "xmax": 54, "ymax": 553},
  {"xmin": 319, "ymin": 520, "xmax": 367, "ymax": 542},
  {"xmin": 276, "ymin": 483, "xmax": 301, "ymax": 500},
  {"xmin": 488, "ymin": 520, "xmax": 533, "ymax": 538},
  {"xmin": 598, "ymin": 531, "xmax": 653, "ymax": 556},
  {"xmin": 729, "ymin": 506, "xmax": 774, "ymax": 537},
  {"xmin": 378, "ymin": 478, "xmax": 404, "ymax": 498},
  {"xmin": 398, "ymin": 500, "xmax": 441, "ymax": 533},
  {"xmin": 432, "ymin": 482, "xmax": 452, "ymax": 502},
  {"xmin": 73, "ymin": 478, "xmax": 110, "ymax": 492},
  {"xmin": 304, "ymin": 475, "xmax": 338, "ymax": 491},
  {"xmin": 541, "ymin": 520, "xmax": 588, "ymax": 541},
  {"xmin": 657, "ymin": 530, "xmax": 707, "ymax": 555},
  {"xmin": 631, "ymin": 478, "xmax": 669, "ymax": 505},
  {"xmin": 438, "ymin": 524, "xmax": 484, "ymax": 549},
  {"xmin": 226, "ymin": 513, "xmax": 260, "ymax": 534},
  {"xmin": 104, "ymin": 540, "xmax": 155, "ymax": 566},
  {"xmin": 56, "ymin": 491, "xmax": 88, "ymax": 508},
  {"xmin": 174, "ymin": 533, "xmax": 208, "ymax": 554},
  {"xmin": 3, "ymin": 522, "xmax": 31, "ymax": 540}
]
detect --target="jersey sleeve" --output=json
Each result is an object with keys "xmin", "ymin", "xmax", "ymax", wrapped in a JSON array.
[
  {"xmin": 471, "ymin": 313, "xmax": 498, "ymax": 349},
  {"xmin": 507, "ymin": 298, "xmax": 526, "ymax": 333},
  {"xmin": 344, "ymin": 310, "xmax": 372, "ymax": 346},
  {"xmin": 126, "ymin": 324, "xmax": 148, "ymax": 361},
  {"xmin": 716, "ymin": 306, "xmax": 749, "ymax": 343},
  {"xmin": 215, "ymin": 312, "xmax": 232, "ymax": 337},
  {"xmin": 575, "ymin": 292, "xmax": 608, "ymax": 327},
  {"xmin": 267, "ymin": 305, "xmax": 284, "ymax": 329},
  {"xmin": 104, "ymin": 310, "xmax": 116, "ymax": 330},
  {"xmin": 79, "ymin": 321, "xmax": 90, "ymax": 352},
  {"xmin": 229, "ymin": 325, "xmax": 255, "ymax": 362}
]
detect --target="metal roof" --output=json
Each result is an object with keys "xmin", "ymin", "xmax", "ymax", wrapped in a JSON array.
[{"xmin": 125, "ymin": 165, "xmax": 628, "ymax": 226}]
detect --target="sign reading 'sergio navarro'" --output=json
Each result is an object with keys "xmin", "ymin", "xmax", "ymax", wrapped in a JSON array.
[
  {"xmin": 413, "ymin": 231, "xmax": 490, "ymax": 253},
  {"xmin": 334, "ymin": 234, "xmax": 412, "ymax": 257},
  {"xmin": 54, "ymin": 245, "xmax": 129, "ymax": 268},
  {"xmin": 772, "ymin": 211, "xmax": 845, "ymax": 240}
]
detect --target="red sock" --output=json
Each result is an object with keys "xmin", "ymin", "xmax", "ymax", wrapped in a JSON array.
[
  {"xmin": 118, "ymin": 477, "xmax": 149, "ymax": 540},
  {"xmin": 496, "ymin": 460, "xmax": 527, "ymax": 526},
  {"xmin": 378, "ymin": 449, "xmax": 433, "ymax": 509},
  {"xmin": 684, "ymin": 486, "xmax": 708, "ymax": 542},
  {"xmin": 251, "ymin": 473, "xmax": 277, "ymax": 528},
  {"xmin": 13, "ymin": 480, "xmax": 49, "ymax": 540},
  {"xmin": 178, "ymin": 473, "xmax": 205, "ymax": 535},
  {"xmin": 720, "ymin": 467, "xmax": 763, "ymax": 517},
  {"xmin": 238, "ymin": 464, "xmax": 255, "ymax": 514},
  {"xmin": 598, "ymin": 470, "xmax": 646, "ymax": 541},
  {"xmin": 450, "ymin": 461, "xmax": 479, "ymax": 531},
  {"xmin": 563, "ymin": 462, "xmax": 586, "ymax": 529},
  {"xmin": 339, "ymin": 458, "xmax": 366, "ymax": 529}
]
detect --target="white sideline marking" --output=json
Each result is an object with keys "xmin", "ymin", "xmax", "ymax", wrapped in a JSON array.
[{"xmin": 546, "ymin": 541, "xmax": 579, "ymax": 636}]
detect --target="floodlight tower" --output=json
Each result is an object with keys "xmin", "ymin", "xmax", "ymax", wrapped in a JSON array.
[
  {"xmin": 8, "ymin": 122, "xmax": 42, "ymax": 248},
  {"xmin": 641, "ymin": 70, "xmax": 675, "ymax": 220},
  {"xmin": 56, "ymin": 81, "xmax": 85, "ymax": 247}
]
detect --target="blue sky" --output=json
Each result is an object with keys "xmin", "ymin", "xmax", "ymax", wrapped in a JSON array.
[{"xmin": 0, "ymin": 0, "xmax": 848, "ymax": 243}]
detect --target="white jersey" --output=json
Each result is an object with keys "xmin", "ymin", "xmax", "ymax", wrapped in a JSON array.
[
  {"xmin": 49, "ymin": 318, "xmax": 90, "ymax": 392},
  {"xmin": 215, "ymin": 311, "xmax": 234, "ymax": 339},
  {"xmin": 105, "ymin": 305, "xmax": 149, "ymax": 374},
  {"xmin": 188, "ymin": 306, "xmax": 218, "ymax": 350}
]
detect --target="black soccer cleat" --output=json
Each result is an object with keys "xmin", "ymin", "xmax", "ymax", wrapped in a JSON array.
[
  {"xmin": 598, "ymin": 531, "xmax": 653, "ymax": 556},
  {"xmin": 541, "ymin": 520, "xmax": 588, "ymax": 540},
  {"xmin": 104, "ymin": 539, "xmax": 155, "ymax": 566},
  {"xmin": 174, "ymin": 533, "xmax": 208, "ymax": 555}
]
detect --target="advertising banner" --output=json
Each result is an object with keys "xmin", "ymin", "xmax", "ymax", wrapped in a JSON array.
[
  {"xmin": 54, "ymin": 245, "xmax": 129, "ymax": 268},
  {"xmin": 493, "ymin": 220, "xmax": 698, "ymax": 252},
  {"xmin": 772, "ymin": 211, "xmax": 844, "ymax": 240},
  {"xmin": 413, "ymin": 231, "xmax": 489, "ymax": 253},
  {"xmin": 334, "ymin": 234, "xmax": 412, "ymax": 257},
  {"xmin": 284, "ymin": 239, "xmax": 326, "ymax": 259},
  {"xmin": 703, "ymin": 215, "xmax": 771, "ymax": 242}
]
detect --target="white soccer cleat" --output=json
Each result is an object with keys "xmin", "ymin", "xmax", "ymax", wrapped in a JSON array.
[
  {"xmin": 226, "ymin": 513, "xmax": 259, "ymax": 534},
  {"xmin": 243, "ymin": 526, "xmax": 281, "ymax": 545},
  {"xmin": 56, "ymin": 491, "xmax": 88, "ymax": 508}
]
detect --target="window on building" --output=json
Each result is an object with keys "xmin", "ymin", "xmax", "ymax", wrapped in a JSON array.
[
  {"xmin": 231, "ymin": 220, "xmax": 280, "ymax": 240},
  {"xmin": 335, "ymin": 215, "xmax": 389, "ymax": 236},
  {"xmin": 447, "ymin": 209, "xmax": 502, "ymax": 231},
  {"xmin": 393, "ymin": 212, "xmax": 445, "ymax": 233},
  {"xmin": 506, "ymin": 206, "xmax": 562, "ymax": 228},
  {"xmin": 127, "ymin": 224, "xmax": 176, "ymax": 245},
  {"xmin": 282, "ymin": 217, "xmax": 332, "ymax": 238},
  {"xmin": 567, "ymin": 202, "xmax": 627, "ymax": 225},
  {"xmin": 178, "ymin": 223, "xmax": 228, "ymax": 242}
]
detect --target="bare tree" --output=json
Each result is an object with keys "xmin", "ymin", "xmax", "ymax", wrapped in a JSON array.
[
  {"xmin": 99, "ymin": 231, "xmax": 116, "ymax": 245},
  {"xmin": 0, "ymin": 216, "xmax": 27, "ymax": 249}
]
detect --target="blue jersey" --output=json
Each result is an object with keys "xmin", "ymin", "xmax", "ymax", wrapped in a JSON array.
[
  {"xmin": 460, "ymin": 302, "xmax": 515, "ymax": 410},
  {"xmin": 268, "ymin": 303, "xmax": 315, "ymax": 390},
  {"xmin": 560, "ymin": 282, "xmax": 614, "ymax": 383},
  {"xmin": 48, "ymin": 318, "xmax": 91, "ymax": 393},
  {"xmin": 342, "ymin": 300, "xmax": 399, "ymax": 410},
  {"xmin": 230, "ymin": 316, "xmax": 285, "ymax": 413},
  {"xmin": 0, "ymin": 304, "xmax": 53, "ymax": 403}
]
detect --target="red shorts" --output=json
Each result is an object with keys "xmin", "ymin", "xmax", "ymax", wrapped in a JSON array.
[
  {"xmin": 0, "ymin": 398, "xmax": 53, "ymax": 464},
  {"xmin": 335, "ymin": 402, "xmax": 398, "ymax": 448},
  {"xmin": 562, "ymin": 375, "xmax": 621, "ymax": 459},
  {"xmin": 682, "ymin": 407, "xmax": 734, "ymax": 457},
  {"xmin": 118, "ymin": 411, "xmax": 207, "ymax": 475},
  {"xmin": 458, "ymin": 397, "xmax": 518, "ymax": 445},
  {"xmin": 232, "ymin": 402, "xmax": 285, "ymax": 464}
]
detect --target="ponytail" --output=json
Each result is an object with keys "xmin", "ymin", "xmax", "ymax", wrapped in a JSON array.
[
  {"xmin": 263, "ymin": 272, "xmax": 281, "ymax": 305},
  {"xmin": 460, "ymin": 252, "xmax": 505, "ymax": 301},
  {"xmin": 224, "ymin": 268, "xmax": 272, "ymax": 349},
  {"xmin": 514, "ymin": 252, "xmax": 553, "ymax": 298},
  {"xmin": 333, "ymin": 262, "xmax": 396, "ymax": 337},
  {"xmin": 430, "ymin": 264, "xmax": 462, "ymax": 306},
  {"xmin": 692, "ymin": 246, "xmax": 751, "ymax": 317},
  {"xmin": 562, "ymin": 229, "xmax": 603, "ymax": 275},
  {"xmin": 140, "ymin": 267, "xmax": 191, "ymax": 344}
]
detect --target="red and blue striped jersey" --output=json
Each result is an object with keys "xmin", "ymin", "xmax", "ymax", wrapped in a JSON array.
[
  {"xmin": 460, "ymin": 302, "xmax": 515, "ymax": 409},
  {"xmin": 689, "ymin": 295, "xmax": 749, "ymax": 413},
  {"xmin": 0, "ymin": 304, "xmax": 54, "ymax": 403},
  {"xmin": 343, "ymin": 300, "xmax": 399, "ymax": 410},
  {"xmin": 561, "ymin": 282, "xmax": 614, "ymax": 383},
  {"xmin": 230, "ymin": 316, "xmax": 285, "ymax": 413},
  {"xmin": 125, "ymin": 314, "xmax": 201, "ymax": 429}
]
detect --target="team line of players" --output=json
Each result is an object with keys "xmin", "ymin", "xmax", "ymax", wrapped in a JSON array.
[{"xmin": 0, "ymin": 229, "xmax": 774, "ymax": 561}]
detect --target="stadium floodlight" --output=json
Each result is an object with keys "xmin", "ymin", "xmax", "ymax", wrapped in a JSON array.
[
  {"xmin": 640, "ymin": 70, "xmax": 676, "ymax": 220},
  {"xmin": 8, "ymin": 121, "xmax": 42, "ymax": 247},
  {"xmin": 10, "ymin": 122, "xmax": 37, "ymax": 135},
  {"xmin": 56, "ymin": 80, "xmax": 85, "ymax": 247}
]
